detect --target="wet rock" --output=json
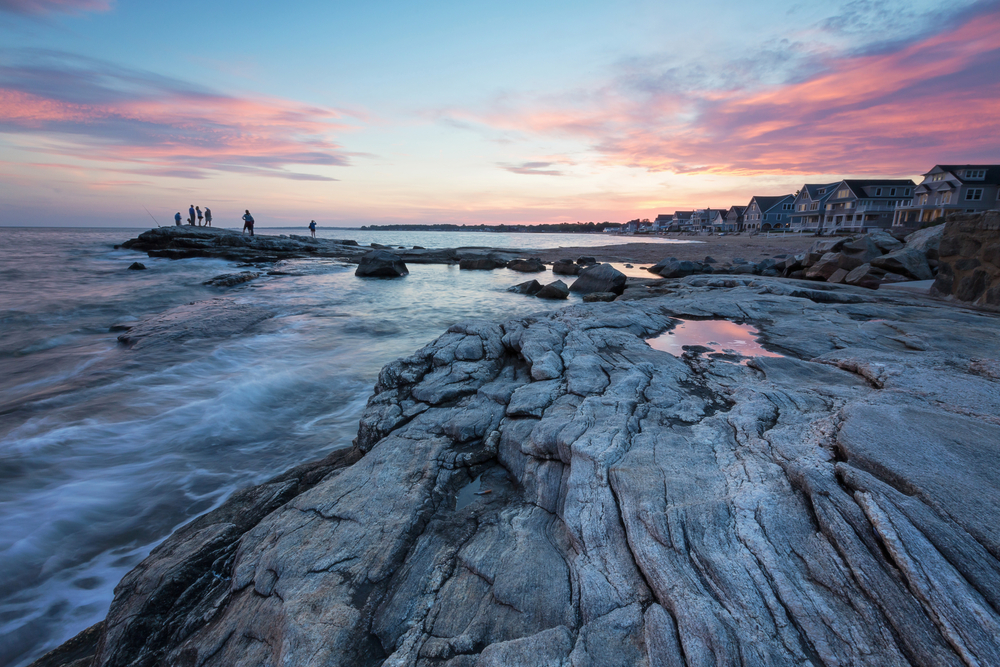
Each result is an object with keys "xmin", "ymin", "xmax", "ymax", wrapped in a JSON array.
[
  {"xmin": 412, "ymin": 246, "xmax": 425, "ymax": 249},
  {"xmin": 116, "ymin": 299, "xmax": 274, "ymax": 349},
  {"xmin": 552, "ymin": 259, "xmax": 581, "ymax": 275},
  {"xmin": 355, "ymin": 250, "xmax": 409, "ymax": 277},
  {"xmin": 569, "ymin": 263, "xmax": 627, "ymax": 294},
  {"xmin": 508, "ymin": 258, "xmax": 546, "ymax": 273},
  {"xmin": 871, "ymin": 248, "xmax": 933, "ymax": 280},
  {"xmin": 507, "ymin": 279, "xmax": 543, "ymax": 295},
  {"xmin": 127, "ymin": 262, "xmax": 147, "ymax": 271},
  {"xmin": 76, "ymin": 277, "xmax": 1000, "ymax": 667},
  {"xmin": 576, "ymin": 256, "xmax": 597, "ymax": 266},
  {"xmin": 202, "ymin": 271, "xmax": 260, "ymax": 287},
  {"xmin": 459, "ymin": 258, "xmax": 503, "ymax": 270},
  {"xmin": 535, "ymin": 280, "xmax": 570, "ymax": 299},
  {"xmin": 582, "ymin": 292, "xmax": 616, "ymax": 302}
]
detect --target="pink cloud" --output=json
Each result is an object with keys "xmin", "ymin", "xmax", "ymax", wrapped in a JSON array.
[
  {"xmin": 0, "ymin": 53, "xmax": 360, "ymax": 181},
  {"xmin": 465, "ymin": 6, "xmax": 1000, "ymax": 177}
]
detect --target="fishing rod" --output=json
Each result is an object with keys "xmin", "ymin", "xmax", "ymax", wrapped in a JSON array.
[{"xmin": 142, "ymin": 205, "xmax": 162, "ymax": 227}]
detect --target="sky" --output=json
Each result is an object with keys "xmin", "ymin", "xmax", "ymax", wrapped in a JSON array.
[{"xmin": 0, "ymin": 0, "xmax": 998, "ymax": 227}]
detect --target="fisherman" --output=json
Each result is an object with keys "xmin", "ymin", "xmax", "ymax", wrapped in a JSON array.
[
  {"xmin": 242, "ymin": 210, "xmax": 255, "ymax": 236},
  {"xmin": 174, "ymin": 211, "xmax": 182, "ymax": 226},
  {"xmin": 204, "ymin": 207, "xmax": 212, "ymax": 227},
  {"xmin": 196, "ymin": 206, "xmax": 203, "ymax": 226},
  {"xmin": 188, "ymin": 205, "xmax": 196, "ymax": 225},
  {"xmin": 309, "ymin": 219, "xmax": 317, "ymax": 238}
]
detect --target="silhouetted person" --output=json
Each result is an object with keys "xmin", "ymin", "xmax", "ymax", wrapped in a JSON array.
[
  {"xmin": 309, "ymin": 220, "xmax": 317, "ymax": 238},
  {"xmin": 174, "ymin": 212, "xmax": 182, "ymax": 226},
  {"xmin": 242, "ymin": 210, "xmax": 255, "ymax": 236},
  {"xmin": 188, "ymin": 205, "xmax": 196, "ymax": 225},
  {"xmin": 204, "ymin": 207, "xmax": 212, "ymax": 227},
  {"xmin": 196, "ymin": 206, "xmax": 203, "ymax": 226}
]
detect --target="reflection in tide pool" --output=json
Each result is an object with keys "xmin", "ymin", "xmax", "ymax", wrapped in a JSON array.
[{"xmin": 647, "ymin": 319, "xmax": 784, "ymax": 364}]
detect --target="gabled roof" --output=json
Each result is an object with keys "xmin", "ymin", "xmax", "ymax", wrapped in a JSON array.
[
  {"xmin": 799, "ymin": 183, "xmax": 840, "ymax": 200},
  {"xmin": 749, "ymin": 194, "xmax": 794, "ymax": 213},
  {"xmin": 838, "ymin": 179, "xmax": 916, "ymax": 198},
  {"xmin": 932, "ymin": 165, "xmax": 1000, "ymax": 184},
  {"xmin": 727, "ymin": 205, "xmax": 746, "ymax": 214},
  {"xmin": 673, "ymin": 210, "xmax": 693, "ymax": 220}
]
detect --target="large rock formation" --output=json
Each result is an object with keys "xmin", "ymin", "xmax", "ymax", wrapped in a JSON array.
[
  {"xmin": 568, "ymin": 263, "xmax": 627, "ymax": 295},
  {"xmin": 40, "ymin": 277, "xmax": 1000, "ymax": 667},
  {"xmin": 932, "ymin": 211, "xmax": 1000, "ymax": 307},
  {"xmin": 121, "ymin": 226, "xmax": 368, "ymax": 263},
  {"xmin": 356, "ymin": 250, "xmax": 409, "ymax": 278}
]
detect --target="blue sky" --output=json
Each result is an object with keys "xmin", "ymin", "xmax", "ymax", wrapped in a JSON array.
[{"xmin": 1, "ymin": 0, "xmax": 997, "ymax": 227}]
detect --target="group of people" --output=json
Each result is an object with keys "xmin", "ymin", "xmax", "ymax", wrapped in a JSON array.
[
  {"xmin": 174, "ymin": 205, "xmax": 212, "ymax": 227},
  {"xmin": 169, "ymin": 208, "xmax": 318, "ymax": 239}
]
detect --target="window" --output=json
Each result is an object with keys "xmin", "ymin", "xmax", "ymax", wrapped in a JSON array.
[
  {"xmin": 810, "ymin": 202, "xmax": 818, "ymax": 210},
  {"xmin": 941, "ymin": 192, "xmax": 951, "ymax": 204},
  {"xmin": 964, "ymin": 169, "xmax": 986, "ymax": 180},
  {"xmin": 817, "ymin": 188, "xmax": 826, "ymax": 194},
  {"xmin": 782, "ymin": 203, "xmax": 793, "ymax": 211},
  {"xmin": 837, "ymin": 188, "xmax": 850, "ymax": 198},
  {"xmin": 874, "ymin": 188, "xmax": 882, "ymax": 196},
  {"xmin": 904, "ymin": 188, "xmax": 911, "ymax": 196},
  {"xmin": 919, "ymin": 194, "xmax": 928, "ymax": 205},
  {"xmin": 931, "ymin": 174, "xmax": 945, "ymax": 182},
  {"xmin": 889, "ymin": 188, "xmax": 896, "ymax": 196},
  {"xmin": 966, "ymin": 188, "xmax": 984, "ymax": 201}
]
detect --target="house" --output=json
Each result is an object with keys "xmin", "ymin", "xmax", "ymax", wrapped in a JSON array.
[
  {"xmin": 653, "ymin": 213, "xmax": 673, "ymax": 232},
  {"xmin": 894, "ymin": 165, "xmax": 1000, "ymax": 229},
  {"xmin": 820, "ymin": 179, "xmax": 916, "ymax": 233},
  {"xmin": 690, "ymin": 208, "xmax": 727, "ymax": 232},
  {"xmin": 723, "ymin": 206, "xmax": 745, "ymax": 232},
  {"xmin": 743, "ymin": 195, "xmax": 795, "ymax": 232},
  {"xmin": 790, "ymin": 183, "xmax": 838, "ymax": 232},
  {"xmin": 671, "ymin": 211, "xmax": 694, "ymax": 232}
]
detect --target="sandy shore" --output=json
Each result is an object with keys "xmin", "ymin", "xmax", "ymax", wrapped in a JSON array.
[{"xmin": 527, "ymin": 234, "xmax": 817, "ymax": 266}]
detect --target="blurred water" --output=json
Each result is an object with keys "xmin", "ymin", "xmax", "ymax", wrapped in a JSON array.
[{"xmin": 0, "ymin": 227, "xmax": 690, "ymax": 666}]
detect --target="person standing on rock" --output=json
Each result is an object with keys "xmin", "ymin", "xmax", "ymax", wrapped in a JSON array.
[
  {"xmin": 174, "ymin": 211, "xmax": 182, "ymax": 226},
  {"xmin": 242, "ymin": 210, "xmax": 255, "ymax": 236},
  {"xmin": 204, "ymin": 207, "xmax": 212, "ymax": 227},
  {"xmin": 196, "ymin": 206, "xmax": 203, "ymax": 226},
  {"xmin": 309, "ymin": 220, "xmax": 317, "ymax": 238},
  {"xmin": 188, "ymin": 205, "xmax": 196, "ymax": 225}
]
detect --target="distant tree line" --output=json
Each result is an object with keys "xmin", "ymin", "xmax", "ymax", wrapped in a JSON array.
[{"xmin": 359, "ymin": 222, "xmax": 622, "ymax": 233}]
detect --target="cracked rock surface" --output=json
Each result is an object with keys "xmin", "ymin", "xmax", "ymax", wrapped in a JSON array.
[{"xmin": 59, "ymin": 277, "xmax": 1000, "ymax": 666}]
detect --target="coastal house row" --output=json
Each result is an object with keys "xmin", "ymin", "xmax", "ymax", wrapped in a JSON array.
[{"xmin": 651, "ymin": 163, "xmax": 1000, "ymax": 235}]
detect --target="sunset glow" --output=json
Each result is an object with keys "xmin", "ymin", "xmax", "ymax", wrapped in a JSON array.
[{"xmin": 1, "ymin": 0, "xmax": 998, "ymax": 226}]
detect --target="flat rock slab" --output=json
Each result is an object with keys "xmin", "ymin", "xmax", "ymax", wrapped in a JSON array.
[
  {"xmin": 71, "ymin": 277, "xmax": 1000, "ymax": 667},
  {"xmin": 116, "ymin": 298, "xmax": 275, "ymax": 349}
]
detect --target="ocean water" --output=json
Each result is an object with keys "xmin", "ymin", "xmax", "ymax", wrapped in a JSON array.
[{"xmin": 0, "ymin": 227, "xmax": 695, "ymax": 665}]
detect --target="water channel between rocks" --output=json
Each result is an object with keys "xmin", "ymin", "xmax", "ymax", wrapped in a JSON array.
[{"xmin": 646, "ymin": 319, "xmax": 785, "ymax": 364}]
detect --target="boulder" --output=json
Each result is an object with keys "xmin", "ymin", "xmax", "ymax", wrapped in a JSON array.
[
  {"xmin": 868, "ymin": 230, "xmax": 903, "ymax": 253},
  {"xmin": 871, "ymin": 248, "xmax": 933, "ymax": 280},
  {"xmin": 552, "ymin": 259, "xmax": 581, "ymax": 276},
  {"xmin": 756, "ymin": 258, "xmax": 778, "ymax": 273},
  {"xmin": 704, "ymin": 256, "xmax": 717, "ymax": 263},
  {"xmin": 459, "ymin": 258, "xmax": 503, "ymax": 270},
  {"xmin": 905, "ymin": 224, "xmax": 945, "ymax": 260},
  {"xmin": 370, "ymin": 242, "xmax": 390, "ymax": 249},
  {"xmin": 845, "ymin": 263, "xmax": 886, "ymax": 289},
  {"xmin": 535, "ymin": 280, "xmax": 570, "ymax": 300},
  {"xmin": 582, "ymin": 292, "xmax": 617, "ymax": 302},
  {"xmin": 202, "ymin": 271, "xmax": 260, "ymax": 287},
  {"xmin": 355, "ymin": 250, "xmax": 408, "ymax": 277},
  {"xmin": 576, "ymin": 256, "xmax": 597, "ymax": 266},
  {"xmin": 508, "ymin": 258, "xmax": 546, "ymax": 273},
  {"xmin": 412, "ymin": 245, "xmax": 425, "ymax": 249},
  {"xmin": 804, "ymin": 253, "xmax": 843, "ymax": 280},
  {"xmin": 838, "ymin": 237, "xmax": 882, "ymax": 270},
  {"xmin": 808, "ymin": 237, "xmax": 848, "ymax": 255},
  {"xmin": 648, "ymin": 259, "xmax": 703, "ymax": 279},
  {"xmin": 828, "ymin": 268, "xmax": 849, "ymax": 284},
  {"xmin": 127, "ymin": 262, "xmax": 147, "ymax": 270},
  {"xmin": 569, "ymin": 263, "xmax": 627, "ymax": 295},
  {"xmin": 507, "ymin": 279, "xmax": 543, "ymax": 295}
]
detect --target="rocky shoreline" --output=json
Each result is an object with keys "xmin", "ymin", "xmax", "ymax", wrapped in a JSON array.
[{"xmin": 35, "ymin": 272, "xmax": 1000, "ymax": 666}]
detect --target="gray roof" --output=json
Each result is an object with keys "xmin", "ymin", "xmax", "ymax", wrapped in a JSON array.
[{"xmin": 933, "ymin": 165, "xmax": 1000, "ymax": 185}]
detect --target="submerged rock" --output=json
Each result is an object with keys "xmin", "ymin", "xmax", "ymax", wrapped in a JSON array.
[
  {"xmin": 76, "ymin": 277, "xmax": 1000, "ymax": 667},
  {"xmin": 459, "ymin": 258, "xmax": 503, "ymax": 270},
  {"xmin": 582, "ymin": 291, "xmax": 616, "ymax": 302},
  {"xmin": 507, "ymin": 279, "xmax": 543, "ymax": 295},
  {"xmin": 355, "ymin": 250, "xmax": 409, "ymax": 277},
  {"xmin": 127, "ymin": 262, "xmax": 147, "ymax": 271},
  {"xmin": 552, "ymin": 259, "xmax": 581, "ymax": 275},
  {"xmin": 203, "ymin": 271, "xmax": 260, "ymax": 287}
]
